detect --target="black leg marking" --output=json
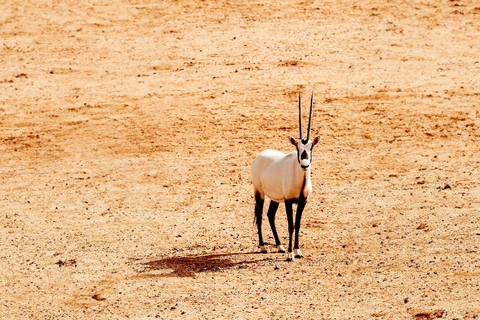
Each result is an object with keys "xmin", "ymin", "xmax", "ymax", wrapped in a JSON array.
[
  {"xmin": 294, "ymin": 199, "xmax": 307, "ymax": 258},
  {"xmin": 285, "ymin": 200, "xmax": 295, "ymax": 261},
  {"xmin": 254, "ymin": 193, "xmax": 267, "ymax": 252},
  {"xmin": 267, "ymin": 201, "xmax": 283, "ymax": 251}
]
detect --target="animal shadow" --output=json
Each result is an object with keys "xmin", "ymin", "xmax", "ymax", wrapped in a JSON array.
[{"xmin": 139, "ymin": 251, "xmax": 269, "ymax": 278}]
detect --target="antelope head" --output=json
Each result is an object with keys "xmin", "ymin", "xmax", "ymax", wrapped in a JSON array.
[{"xmin": 289, "ymin": 91, "xmax": 320, "ymax": 171}]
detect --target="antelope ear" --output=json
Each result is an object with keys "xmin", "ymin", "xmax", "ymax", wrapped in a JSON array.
[
  {"xmin": 289, "ymin": 136, "xmax": 298, "ymax": 147},
  {"xmin": 312, "ymin": 136, "xmax": 320, "ymax": 147}
]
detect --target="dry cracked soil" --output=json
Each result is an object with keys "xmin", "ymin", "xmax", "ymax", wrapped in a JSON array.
[{"xmin": 1, "ymin": 0, "xmax": 480, "ymax": 319}]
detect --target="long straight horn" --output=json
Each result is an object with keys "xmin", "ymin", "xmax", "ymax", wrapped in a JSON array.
[
  {"xmin": 298, "ymin": 90, "xmax": 303, "ymax": 140},
  {"xmin": 307, "ymin": 92, "xmax": 313, "ymax": 140}
]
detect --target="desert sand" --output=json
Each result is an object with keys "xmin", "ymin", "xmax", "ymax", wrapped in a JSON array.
[{"xmin": 1, "ymin": 0, "xmax": 480, "ymax": 319}]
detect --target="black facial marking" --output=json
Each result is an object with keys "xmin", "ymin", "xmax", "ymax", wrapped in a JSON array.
[
  {"xmin": 301, "ymin": 150, "xmax": 308, "ymax": 160},
  {"xmin": 295, "ymin": 145, "xmax": 301, "ymax": 165}
]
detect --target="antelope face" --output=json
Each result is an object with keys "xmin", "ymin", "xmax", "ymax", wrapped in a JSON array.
[{"xmin": 290, "ymin": 137, "xmax": 320, "ymax": 171}]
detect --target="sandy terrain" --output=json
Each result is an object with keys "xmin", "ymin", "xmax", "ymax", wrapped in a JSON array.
[{"xmin": 1, "ymin": 0, "xmax": 480, "ymax": 319}]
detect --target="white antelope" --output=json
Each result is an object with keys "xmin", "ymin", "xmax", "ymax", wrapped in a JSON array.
[{"xmin": 251, "ymin": 91, "xmax": 319, "ymax": 261}]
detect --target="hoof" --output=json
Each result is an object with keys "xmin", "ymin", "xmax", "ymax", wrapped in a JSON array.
[
  {"xmin": 294, "ymin": 249, "xmax": 304, "ymax": 259},
  {"xmin": 286, "ymin": 251, "xmax": 295, "ymax": 262},
  {"xmin": 259, "ymin": 245, "xmax": 268, "ymax": 253},
  {"xmin": 277, "ymin": 245, "xmax": 286, "ymax": 253}
]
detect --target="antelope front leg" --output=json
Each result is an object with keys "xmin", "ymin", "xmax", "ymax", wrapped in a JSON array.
[
  {"xmin": 285, "ymin": 200, "xmax": 295, "ymax": 261},
  {"xmin": 294, "ymin": 199, "xmax": 306, "ymax": 258}
]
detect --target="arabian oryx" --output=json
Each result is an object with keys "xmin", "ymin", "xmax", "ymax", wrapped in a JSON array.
[{"xmin": 251, "ymin": 91, "xmax": 320, "ymax": 261}]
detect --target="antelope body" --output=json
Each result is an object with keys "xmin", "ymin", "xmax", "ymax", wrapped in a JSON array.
[{"xmin": 251, "ymin": 92, "xmax": 319, "ymax": 261}]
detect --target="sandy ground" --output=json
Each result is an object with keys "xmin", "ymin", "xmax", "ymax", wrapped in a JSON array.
[{"xmin": 1, "ymin": 0, "xmax": 480, "ymax": 319}]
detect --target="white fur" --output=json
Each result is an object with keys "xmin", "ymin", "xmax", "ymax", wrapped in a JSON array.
[{"xmin": 251, "ymin": 148, "xmax": 312, "ymax": 203}]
